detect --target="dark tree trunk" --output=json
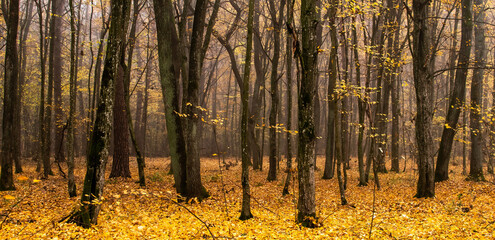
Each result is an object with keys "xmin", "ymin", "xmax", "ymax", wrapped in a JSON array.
[
  {"xmin": 251, "ymin": 0, "xmax": 264, "ymax": 170},
  {"xmin": 267, "ymin": 0, "xmax": 285, "ymax": 181},
  {"xmin": 53, "ymin": 0, "xmax": 66, "ymax": 164},
  {"xmin": 110, "ymin": 62, "xmax": 131, "ymax": 178},
  {"xmin": 67, "ymin": 0, "xmax": 79, "ymax": 197},
  {"xmin": 68, "ymin": 0, "xmax": 131, "ymax": 228},
  {"xmin": 183, "ymin": 0, "xmax": 210, "ymax": 200},
  {"xmin": 297, "ymin": 0, "xmax": 317, "ymax": 227},
  {"xmin": 412, "ymin": 0, "xmax": 435, "ymax": 198},
  {"xmin": 468, "ymin": 0, "xmax": 486, "ymax": 181},
  {"xmin": 390, "ymin": 0, "xmax": 403, "ymax": 173},
  {"xmin": 323, "ymin": 0, "xmax": 338, "ymax": 180},
  {"xmin": 435, "ymin": 0, "xmax": 473, "ymax": 182},
  {"xmin": 282, "ymin": 0, "xmax": 294, "ymax": 196},
  {"xmin": 0, "ymin": 0, "xmax": 20, "ymax": 191},
  {"xmin": 240, "ymin": 0, "xmax": 255, "ymax": 220}
]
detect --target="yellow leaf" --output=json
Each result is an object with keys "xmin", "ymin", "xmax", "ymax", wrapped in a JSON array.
[
  {"xmin": 17, "ymin": 176, "xmax": 29, "ymax": 181},
  {"xmin": 33, "ymin": 179, "xmax": 41, "ymax": 183},
  {"xmin": 3, "ymin": 195, "xmax": 15, "ymax": 200}
]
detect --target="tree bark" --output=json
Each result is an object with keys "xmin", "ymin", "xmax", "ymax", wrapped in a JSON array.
[
  {"xmin": 323, "ymin": 0, "xmax": 338, "ymax": 180},
  {"xmin": 297, "ymin": 0, "xmax": 318, "ymax": 227},
  {"xmin": 240, "ymin": 0, "xmax": 255, "ymax": 220},
  {"xmin": 435, "ymin": 0, "xmax": 473, "ymax": 182},
  {"xmin": 0, "ymin": 0, "xmax": 20, "ymax": 191},
  {"xmin": 412, "ymin": 0, "xmax": 435, "ymax": 198},
  {"xmin": 53, "ymin": 0, "xmax": 66, "ymax": 164},
  {"xmin": 153, "ymin": 0, "xmax": 188, "ymax": 197},
  {"xmin": 68, "ymin": 0, "xmax": 130, "ymax": 227},
  {"xmin": 468, "ymin": 0, "xmax": 486, "ymax": 181}
]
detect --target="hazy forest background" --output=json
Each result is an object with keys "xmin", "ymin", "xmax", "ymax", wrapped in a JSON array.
[{"xmin": 0, "ymin": 0, "xmax": 494, "ymax": 238}]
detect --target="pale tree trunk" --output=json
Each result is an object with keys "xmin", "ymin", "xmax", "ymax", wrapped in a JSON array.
[
  {"xmin": 468, "ymin": 0, "xmax": 486, "ymax": 181},
  {"xmin": 297, "ymin": 0, "xmax": 317, "ymax": 227},
  {"xmin": 412, "ymin": 0, "xmax": 435, "ymax": 198},
  {"xmin": 0, "ymin": 0, "xmax": 20, "ymax": 191},
  {"xmin": 240, "ymin": 0, "xmax": 255, "ymax": 220}
]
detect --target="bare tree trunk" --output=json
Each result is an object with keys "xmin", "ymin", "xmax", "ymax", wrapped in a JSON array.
[
  {"xmin": 282, "ymin": 0, "xmax": 294, "ymax": 196},
  {"xmin": 67, "ymin": 0, "xmax": 79, "ymax": 197},
  {"xmin": 412, "ymin": 0, "xmax": 435, "ymax": 198},
  {"xmin": 153, "ymin": 0, "xmax": 188, "ymax": 196},
  {"xmin": 240, "ymin": 0, "xmax": 255, "ymax": 220},
  {"xmin": 68, "ymin": 0, "xmax": 131, "ymax": 227},
  {"xmin": 0, "ymin": 0, "xmax": 20, "ymax": 191},
  {"xmin": 435, "ymin": 0, "xmax": 473, "ymax": 182},
  {"xmin": 297, "ymin": 0, "xmax": 317, "ymax": 227},
  {"xmin": 323, "ymin": 0, "xmax": 338, "ymax": 180},
  {"xmin": 468, "ymin": 0, "xmax": 486, "ymax": 181},
  {"xmin": 53, "ymin": 0, "xmax": 65, "ymax": 164}
]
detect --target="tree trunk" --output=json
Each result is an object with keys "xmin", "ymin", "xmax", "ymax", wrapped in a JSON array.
[
  {"xmin": 153, "ymin": 0, "xmax": 188, "ymax": 197},
  {"xmin": 183, "ymin": 0, "xmax": 209, "ymax": 200},
  {"xmin": 412, "ymin": 0, "xmax": 435, "ymax": 198},
  {"xmin": 297, "ymin": 0, "xmax": 317, "ymax": 227},
  {"xmin": 468, "ymin": 0, "xmax": 486, "ymax": 181},
  {"xmin": 0, "ymin": 0, "xmax": 20, "ymax": 191},
  {"xmin": 323, "ymin": 0, "xmax": 338, "ymax": 180},
  {"xmin": 282, "ymin": 0, "xmax": 294, "ymax": 196},
  {"xmin": 435, "ymin": 0, "xmax": 473, "ymax": 182},
  {"xmin": 240, "ymin": 0, "xmax": 255, "ymax": 220},
  {"xmin": 267, "ymin": 0, "xmax": 285, "ymax": 181},
  {"xmin": 68, "ymin": 0, "xmax": 130, "ymax": 227},
  {"xmin": 67, "ymin": 0, "xmax": 79, "ymax": 197},
  {"xmin": 53, "ymin": 0, "xmax": 66, "ymax": 164}
]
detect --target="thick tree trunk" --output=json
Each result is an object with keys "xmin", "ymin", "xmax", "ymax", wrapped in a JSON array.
[
  {"xmin": 435, "ymin": 0, "xmax": 473, "ymax": 182},
  {"xmin": 297, "ymin": 0, "xmax": 317, "ymax": 227},
  {"xmin": 0, "ymin": 0, "xmax": 20, "ymax": 191},
  {"xmin": 412, "ymin": 0, "xmax": 435, "ymax": 198},
  {"xmin": 183, "ymin": 0, "xmax": 209, "ymax": 200},
  {"xmin": 468, "ymin": 0, "xmax": 486, "ymax": 181},
  {"xmin": 153, "ymin": 0, "xmax": 188, "ymax": 196}
]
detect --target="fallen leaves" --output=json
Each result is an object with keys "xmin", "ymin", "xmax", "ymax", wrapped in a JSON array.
[{"xmin": 0, "ymin": 157, "xmax": 493, "ymax": 239}]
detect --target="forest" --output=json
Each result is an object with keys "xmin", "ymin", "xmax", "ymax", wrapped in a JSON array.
[{"xmin": 0, "ymin": 0, "xmax": 494, "ymax": 238}]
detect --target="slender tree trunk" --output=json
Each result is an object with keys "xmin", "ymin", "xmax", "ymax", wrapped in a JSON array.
[
  {"xmin": 323, "ymin": 0, "xmax": 338, "ymax": 180},
  {"xmin": 67, "ymin": 0, "xmax": 78, "ymax": 197},
  {"xmin": 412, "ymin": 0, "xmax": 435, "ymax": 198},
  {"xmin": 267, "ymin": 0, "xmax": 285, "ymax": 181},
  {"xmin": 53, "ymin": 0, "xmax": 65, "ymax": 164},
  {"xmin": 240, "ymin": 0, "xmax": 255, "ymax": 220},
  {"xmin": 251, "ymin": 0, "xmax": 263, "ymax": 170},
  {"xmin": 468, "ymin": 0, "xmax": 486, "ymax": 181},
  {"xmin": 435, "ymin": 0, "xmax": 473, "ymax": 182},
  {"xmin": 0, "ymin": 0, "xmax": 20, "ymax": 191},
  {"xmin": 282, "ymin": 0, "xmax": 294, "ymax": 196},
  {"xmin": 68, "ymin": 0, "xmax": 131, "ymax": 227},
  {"xmin": 36, "ymin": 0, "xmax": 47, "ymax": 173},
  {"xmin": 297, "ymin": 0, "xmax": 318, "ymax": 227}
]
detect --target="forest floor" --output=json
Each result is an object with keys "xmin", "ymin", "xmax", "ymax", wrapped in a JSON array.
[{"xmin": 0, "ymin": 156, "xmax": 494, "ymax": 239}]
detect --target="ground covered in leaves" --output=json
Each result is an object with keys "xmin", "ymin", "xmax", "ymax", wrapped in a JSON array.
[{"xmin": 1, "ymin": 156, "xmax": 494, "ymax": 239}]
